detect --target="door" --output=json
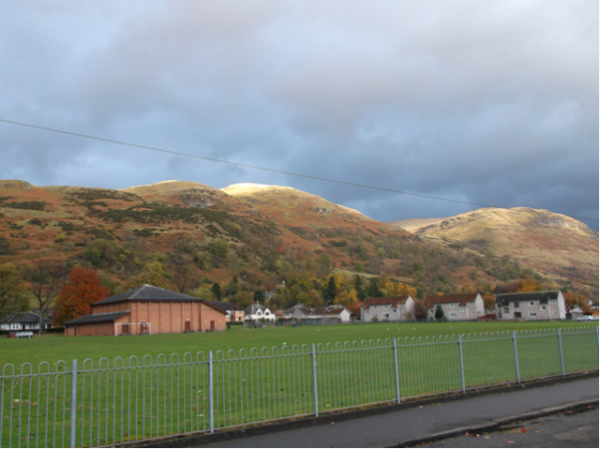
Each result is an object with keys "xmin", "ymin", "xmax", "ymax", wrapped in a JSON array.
[
  {"xmin": 210, "ymin": 320, "xmax": 215, "ymax": 331},
  {"xmin": 122, "ymin": 324, "xmax": 130, "ymax": 335},
  {"xmin": 184, "ymin": 320, "xmax": 191, "ymax": 333},
  {"xmin": 141, "ymin": 322, "xmax": 148, "ymax": 334}
]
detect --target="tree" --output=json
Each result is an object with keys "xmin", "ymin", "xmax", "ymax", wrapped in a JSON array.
[
  {"xmin": 53, "ymin": 267, "xmax": 111, "ymax": 326},
  {"xmin": 171, "ymin": 251, "xmax": 192, "ymax": 293},
  {"xmin": 367, "ymin": 278, "xmax": 383, "ymax": 298},
  {"xmin": 253, "ymin": 289, "xmax": 264, "ymax": 304},
  {"xmin": 0, "ymin": 263, "xmax": 29, "ymax": 320},
  {"xmin": 212, "ymin": 282, "xmax": 222, "ymax": 301},
  {"xmin": 325, "ymin": 275, "xmax": 336, "ymax": 305},
  {"xmin": 123, "ymin": 262, "xmax": 168, "ymax": 290},
  {"xmin": 435, "ymin": 304, "xmax": 445, "ymax": 321},
  {"xmin": 24, "ymin": 262, "xmax": 68, "ymax": 335},
  {"xmin": 413, "ymin": 300, "xmax": 428, "ymax": 321}
]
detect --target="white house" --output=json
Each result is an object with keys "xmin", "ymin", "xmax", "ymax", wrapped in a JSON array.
[
  {"xmin": 0, "ymin": 312, "xmax": 52, "ymax": 331},
  {"xmin": 424, "ymin": 294, "xmax": 485, "ymax": 321},
  {"xmin": 283, "ymin": 303, "xmax": 351, "ymax": 323},
  {"xmin": 360, "ymin": 296, "xmax": 415, "ymax": 322},
  {"xmin": 244, "ymin": 303, "xmax": 275, "ymax": 322},
  {"xmin": 495, "ymin": 291, "xmax": 566, "ymax": 321}
]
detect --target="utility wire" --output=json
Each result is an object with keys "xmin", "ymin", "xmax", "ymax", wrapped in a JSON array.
[{"xmin": 1, "ymin": 117, "xmax": 597, "ymax": 221}]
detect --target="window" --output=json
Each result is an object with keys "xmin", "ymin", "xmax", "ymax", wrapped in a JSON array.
[
  {"xmin": 529, "ymin": 312, "xmax": 537, "ymax": 317},
  {"xmin": 429, "ymin": 309, "xmax": 434, "ymax": 314},
  {"xmin": 553, "ymin": 310, "xmax": 557, "ymax": 315},
  {"xmin": 514, "ymin": 312, "xmax": 521, "ymax": 318},
  {"xmin": 540, "ymin": 306, "xmax": 547, "ymax": 311},
  {"xmin": 392, "ymin": 308, "xmax": 397, "ymax": 313},
  {"xmin": 498, "ymin": 313, "xmax": 502, "ymax": 318},
  {"xmin": 384, "ymin": 313, "xmax": 390, "ymax": 319},
  {"xmin": 514, "ymin": 302, "xmax": 519, "ymax": 308},
  {"xmin": 460, "ymin": 307, "xmax": 465, "ymax": 312},
  {"xmin": 450, "ymin": 304, "xmax": 455, "ymax": 308},
  {"xmin": 550, "ymin": 300, "xmax": 556, "ymax": 305},
  {"xmin": 450, "ymin": 312, "xmax": 457, "ymax": 318},
  {"xmin": 503, "ymin": 307, "xmax": 509, "ymax": 313},
  {"xmin": 529, "ymin": 301, "xmax": 535, "ymax": 307}
]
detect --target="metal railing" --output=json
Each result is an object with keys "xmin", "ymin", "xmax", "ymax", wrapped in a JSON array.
[{"xmin": 1, "ymin": 326, "xmax": 598, "ymax": 447}]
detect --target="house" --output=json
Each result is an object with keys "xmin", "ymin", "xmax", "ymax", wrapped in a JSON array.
[
  {"xmin": 63, "ymin": 284, "xmax": 227, "ymax": 336},
  {"xmin": 244, "ymin": 303, "xmax": 275, "ymax": 322},
  {"xmin": 424, "ymin": 293, "xmax": 484, "ymax": 321},
  {"xmin": 0, "ymin": 312, "xmax": 51, "ymax": 332},
  {"xmin": 283, "ymin": 303, "xmax": 351, "ymax": 324},
  {"xmin": 210, "ymin": 301, "xmax": 245, "ymax": 322},
  {"xmin": 495, "ymin": 291, "xmax": 566, "ymax": 321},
  {"xmin": 360, "ymin": 296, "xmax": 415, "ymax": 322}
]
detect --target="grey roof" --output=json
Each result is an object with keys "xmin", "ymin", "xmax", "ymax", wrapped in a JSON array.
[
  {"xmin": 210, "ymin": 301, "xmax": 243, "ymax": 312},
  {"xmin": 495, "ymin": 291, "xmax": 560, "ymax": 306},
  {"xmin": 0, "ymin": 312, "xmax": 50, "ymax": 325},
  {"xmin": 64, "ymin": 311, "xmax": 130, "ymax": 325},
  {"xmin": 245, "ymin": 303, "xmax": 269, "ymax": 314},
  {"xmin": 93, "ymin": 284, "xmax": 205, "ymax": 305}
]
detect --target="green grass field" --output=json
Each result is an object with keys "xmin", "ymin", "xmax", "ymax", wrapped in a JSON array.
[
  {"xmin": 1, "ymin": 321, "xmax": 597, "ymax": 448},
  {"xmin": 1, "ymin": 321, "xmax": 596, "ymax": 367}
]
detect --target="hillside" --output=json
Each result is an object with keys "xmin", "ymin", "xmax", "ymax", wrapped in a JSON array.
[
  {"xmin": 1, "ymin": 180, "xmax": 597, "ymax": 309},
  {"xmin": 390, "ymin": 207, "xmax": 599, "ymax": 288}
]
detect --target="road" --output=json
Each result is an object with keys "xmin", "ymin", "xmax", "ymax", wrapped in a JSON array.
[{"xmin": 195, "ymin": 377, "xmax": 598, "ymax": 448}]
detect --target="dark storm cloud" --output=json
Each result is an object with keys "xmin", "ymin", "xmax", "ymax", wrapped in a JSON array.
[{"xmin": 0, "ymin": 0, "xmax": 597, "ymax": 229}]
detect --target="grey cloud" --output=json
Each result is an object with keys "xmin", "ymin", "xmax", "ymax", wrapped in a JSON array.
[{"xmin": 0, "ymin": 0, "xmax": 597, "ymax": 230}]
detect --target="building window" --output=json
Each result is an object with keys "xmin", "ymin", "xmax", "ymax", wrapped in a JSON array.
[
  {"xmin": 529, "ymin": 301, "xmax": 535, "ymax": 307},
  {"xmin": 503, "ymin": 307, "xmax": 509, "ymax": 313},
  {"xmin": 498, "ymin": 313, "xmax": 502, "ymax": 318},
  {"xmin": 460, "ymin": 307, "xmax": 465, "ymax": 312},
  {"xmin": 429, "ymin": 309, "xmax": 434, "ymax": 314},
  {"xmin": 553, "ymin": 310, "xmax": 557, "ymax": 315},
  {"xmin": 450, "ymin": 312, "xmax": 457, "ymax": 318},
  {"xmin": 392, "ymin": 308, "xmax": 397, "ymax": 313},
  {"xmin": 550, "ymin": 300, "xmax": 556, "ymax": 305},
  {"xmin": 514, "ymin": 302, "xmax": 519, "ymax": 308},
  {"xmin": 384, "ymin": 313, "xmax": 390, "ymax": 319},
  {"xmin": 529, "ymin": 312, "xmax": 537, "ymax": 317},
  {"xmin": 450, "ymin": 304, "xmax": 455, "ymax": 308},
  {"xmin": 540, "ymin": 306, "xmax": 547, "ymax": 311}
]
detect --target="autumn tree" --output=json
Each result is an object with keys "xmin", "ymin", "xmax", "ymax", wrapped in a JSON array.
[
  {"xmin": 563, "ymin": 291, "xmax": 592, "ymax": 314},
  {"xmin": 413, "ymin": 300, "xmax": 428, "ymax": 321},
  {"xmin": 170, "ymin": 250, "xmax": 193, "ymax": 293},
  {"xmin": 53, "ymin": 267, "xmax": 110, "ymax": 327},
  {"xmin": 124, "ymin": 262, "xmax": 168, "ymax": 290},
  {"xmin": 24, "ymin": 262, "xmax": 68, "ymax": 335},
  {"xmin": 0, "ymin": 263, "xmax": 29, "ymax": 320}
]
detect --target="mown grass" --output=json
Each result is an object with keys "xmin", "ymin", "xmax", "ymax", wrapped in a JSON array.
[{"xmin": 1, "ymin": 322, "xmax": 597, "ymax": 448}]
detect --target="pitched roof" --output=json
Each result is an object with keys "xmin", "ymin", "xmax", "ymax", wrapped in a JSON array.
[
  {"xmin": 423, "ymin": 293, "xmax": 480, "ymax": 308},
  {"xmin": 288, "ymin": 306, "xmax": 347, "ymax": 317},
  {"xmin": 0, "ymin": 312, "xmax": 50, "ymax": 325},
  {"xmin": 361, "ymin": 296, "xmax": 411, "ymax": 310},
  {"xmin": 245, "ymin": 303, "xmax": 269, "ymax": 314},
  {"xmin": 495, "ymin": 291, "xmax": 560, "ymax": 306},
  {"xmin": 91, "ymin": 285, "xmax": 226, "ymax": 315},
  {"xmin": 210, "ymin": 301, "xmax": 243, "ymax": 312},
  {"xmin": 64, "ymin": 311, "xmax": 130, "ymax": 325}
]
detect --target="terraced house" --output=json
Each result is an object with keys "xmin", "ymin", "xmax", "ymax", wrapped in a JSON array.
[
  {"xmin": 495, "ymin": 291, "xmax": 566, "ymax": 321},
  {"xmin": 361, "ymin": 296, "xmax": 415, "ymax": 322},
  {"xmin": 424, "ymin": 293, "xmax": 484, "ymax": 321}
]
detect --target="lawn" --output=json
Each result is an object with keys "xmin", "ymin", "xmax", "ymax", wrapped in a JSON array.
[
  {"xmin": 1, "ymin": 321, "xmax": 597, "ymax": 448},
  {"xmin": 1, "ymin": 321, "xmax": 595, "ymax": 367}
]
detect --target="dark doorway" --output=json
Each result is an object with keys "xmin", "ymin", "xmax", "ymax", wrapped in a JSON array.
[
  {"xmin": 210, "ymin": 320, "xmax": 215, "ymax": 331},
  {"xmin": 184, "ymin": 320, "xmax": 191, "ymax": 332},
  {"xmin": 122, "ymin": 324, "xmax": 130, "ymax": 335}
]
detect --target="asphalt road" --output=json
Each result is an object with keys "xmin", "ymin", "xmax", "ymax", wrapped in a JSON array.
[
  {"xmin": 196, "ymin": 377, "xmax": 598, "ymax": 448},
  {"xmin": 422, "ymin": 406, "xmax": 599, "ymax": 448}
]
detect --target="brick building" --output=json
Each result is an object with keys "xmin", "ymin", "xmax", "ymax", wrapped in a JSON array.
[{"xmin": 64, "ymin": 284, "xmax": 226, "ymax": 337}]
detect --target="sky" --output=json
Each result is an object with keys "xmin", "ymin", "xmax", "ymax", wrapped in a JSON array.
[{"xmin": 0, "ymin": 0, "xmax": 598, "ymax": 230}]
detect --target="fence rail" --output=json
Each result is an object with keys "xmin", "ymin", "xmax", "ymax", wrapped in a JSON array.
[{"xmin": 1, "ymin": 326, "xmax": 598, "ymax": 448}]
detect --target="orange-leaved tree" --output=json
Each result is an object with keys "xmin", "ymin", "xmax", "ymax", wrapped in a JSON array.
[{"xmin": 53, "ymin": 267, "xmax": 110, "ymax": 327}]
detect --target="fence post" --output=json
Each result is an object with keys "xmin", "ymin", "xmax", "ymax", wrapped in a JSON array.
[
  {"xmin": 458, "ymin": 335, "xmax": 466, "ymax": 393},
  {"xmin": 70, "ymin": 359, "xmax": 77, "ymax": 448},
  {"xmin": 511, "ymin": 331, "xmax": 520, "ymax": 384},
  {"xmin": 392, "ymin": 339, "xmax": 401, "ymax": 404},
  {"xmin": 596, "ymin": 327, "xmax": 599, "ymax": 354},
  {"xmin": 208, "ymin": 351, "xmax": 214, "ymax": 433},
  {"xmin": 557, "ymin": 329, "xmax": 565, "ymax": 377},
  {"xmin": 311, "ymin": 344, "xmax": 319, "ymax": 417}
]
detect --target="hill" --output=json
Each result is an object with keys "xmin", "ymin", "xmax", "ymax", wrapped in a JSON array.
[
  {"xmin": 390, "ymin": 207, "xmax": 599, "ymax": 288},
  {"xmin": 0, "ymin": 180, "xmax": 597, "ymax": 309}
]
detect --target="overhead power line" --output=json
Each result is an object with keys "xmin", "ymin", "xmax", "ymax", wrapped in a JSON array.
[{"xmin": 0, "ymin": 117, "xmax": 597, "ymax": 222}]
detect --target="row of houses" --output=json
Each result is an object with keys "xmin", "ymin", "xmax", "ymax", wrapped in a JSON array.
[
  {"xmin": 360, "ymin": 291, "xmax": 567, "ymax": 322},
  {"xmin": 0, "ymin": 286, "xmax": 576, "ymax": 338}
]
